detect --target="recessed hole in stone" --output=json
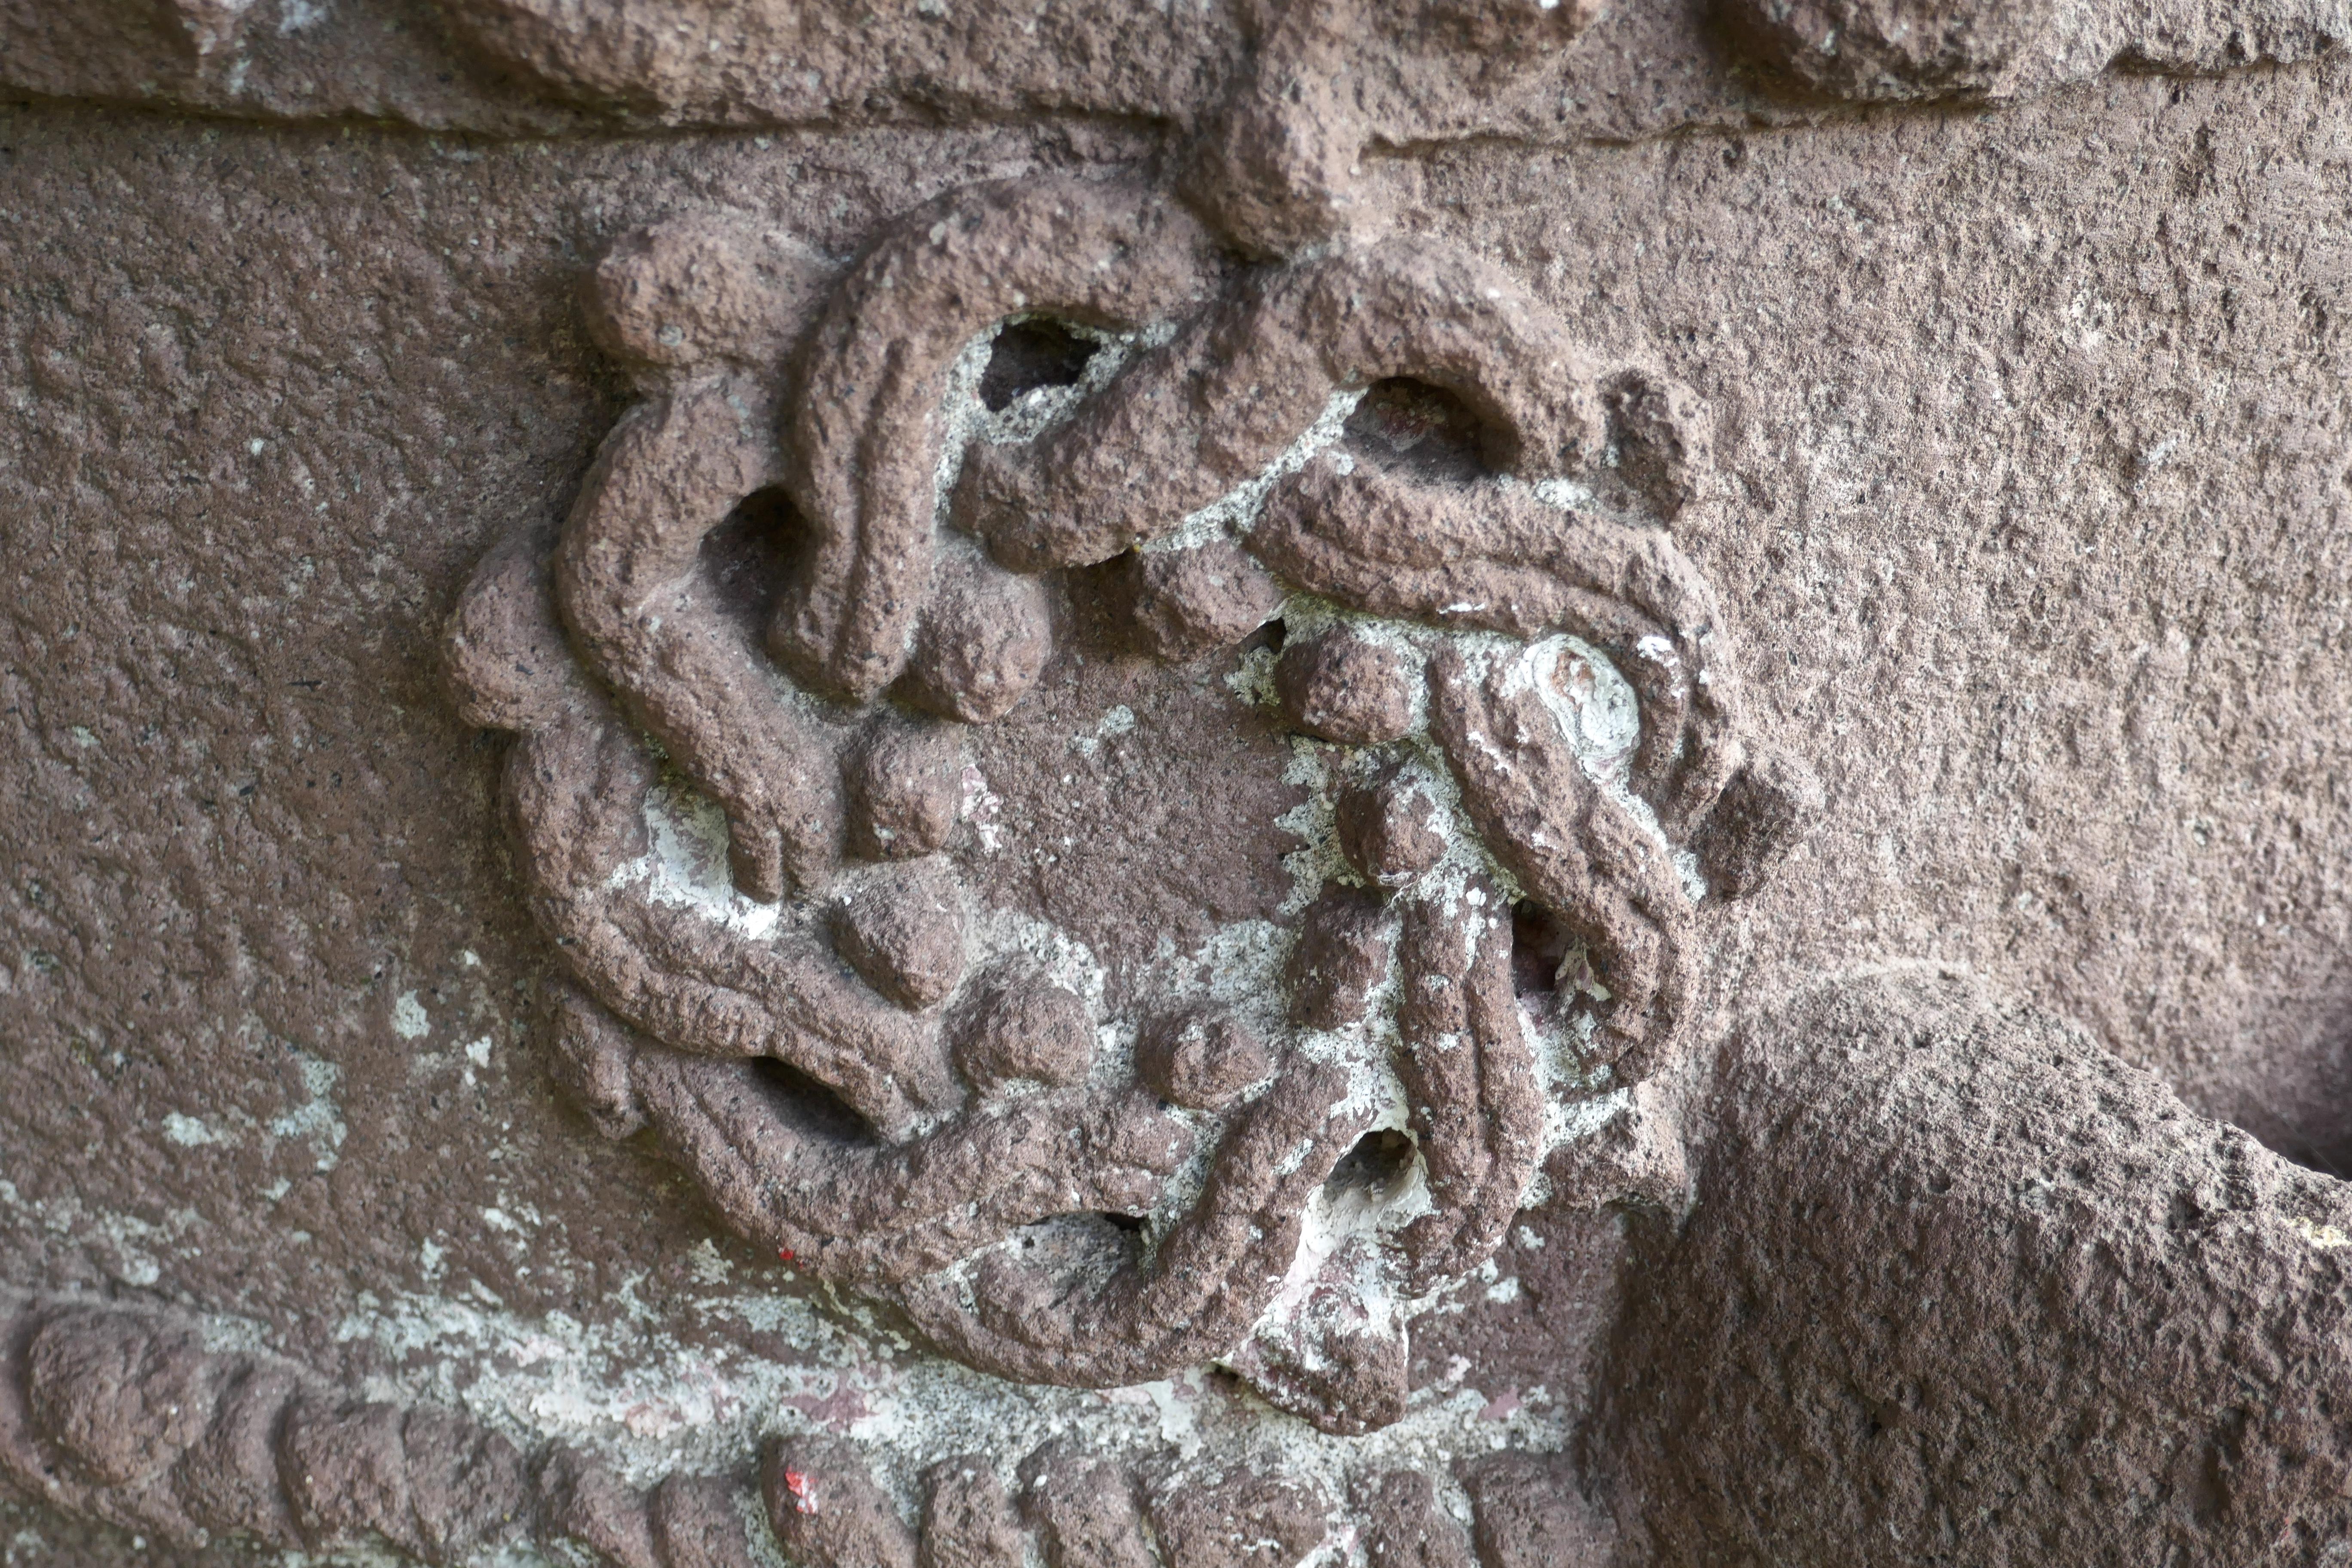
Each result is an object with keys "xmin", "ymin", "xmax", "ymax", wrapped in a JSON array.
[
  {"xmin": 748, "ymin": 1056, "xmax": 879, "ymax": 1147},
  {"xmin": 1241, "ymin": 617, "xmax": 1287, "ymax": 655},
  {"xmin": 1343, "ymin": 377, "xmax": 1491, "ymax": 483},
  {"xmin": 1324, "ymin": 1127, "xmax": 1418, "ymax": 1206},
  {"xmin": 1007, "ymin": 1211, "xmax": 1145, "ymax": 1295},
  {"xmin": 700, "ymin": 485, "xmax": 808, "ymax": 627},
  {"xmin": 1510, "ymin": 900, "xmax": 1575, "ymax": 998},
  {"xmin": 980, "ymin": 319, "xmax": 1098, "ymax": 411}
]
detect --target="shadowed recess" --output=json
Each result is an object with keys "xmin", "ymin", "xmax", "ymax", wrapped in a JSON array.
[
  {"xmin": 1343, "ymin": 377, "xmax": 1491, "ymax": 483},
  {"xmin": 700, "ymin": 485, "xmax": 812, "ymax": 628},
  {"xmin": 1324, "ymin": 1127, "xmax": 1418, "ymax": 1206},
  {"xmin": 979, "ymin": 319, "xmax": 1099, "ymax": 411},
  {"xmin": 1510, "ymin": 900, "xmax": 1575, "ymax": 998},
  {"xmin": 750, "ymin": 1055, "xmax": 881, "ymax": 1147}
]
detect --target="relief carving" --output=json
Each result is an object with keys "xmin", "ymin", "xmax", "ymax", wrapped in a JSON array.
[
  {"xmin": 445, "ymin": 154, "xmax": 1814, "ymax": 1444},
  {"xmin": 12, "ymin": 0, "xmax": 2352, "ymax": 1561}
]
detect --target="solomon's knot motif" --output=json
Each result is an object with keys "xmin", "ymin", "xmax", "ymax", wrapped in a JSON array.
[{"xmin": 446, "ymin": 173, "xmax": 1814, "ymax": 1433}]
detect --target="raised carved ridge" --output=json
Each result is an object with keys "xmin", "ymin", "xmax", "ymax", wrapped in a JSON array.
[
  {"xmin": 444, "ymin": 168, "xmax": 1814, "ymax": 1433},
  {"xmin": 0, "ymin": 1292, "xmax": 1615, "ymax": 1567}
]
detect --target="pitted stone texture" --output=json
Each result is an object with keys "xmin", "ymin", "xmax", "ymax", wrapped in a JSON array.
[
  {"xmin": 952, "ymin": 974, "xmax": 1098, "ymax": 1090},
  {"xmin": 897, "ymin": 555, "xmax": 1055, "ymax": 725},
  {"xmin": 1335, "ymin": 772, "xmax": 1449, "ymax": 888},
  {"xmin": 539, "ymin": 1451, "xmax": 662, "ymax": 1568},
  {"xmin": 1285, "ymin": 886, "xmax": 1393, "ymax": 1030},
  {"xmin": 26, "ymin": 1312, "xmax": 214, "ymax": 1489},
  {"xmin": 1723, "ymin": 0, "xmax": 2056, "ymax": 100},
  {"xmin": 8, "ymin": 46, "xmax": 2352, "ymax": 1567},
  {"xmin": 1150, "ymin": 1470, "xmax": 1332, "ymax": 1568},
  {"xmin": 1273, "ymin": 630, "xmax": 1419, "ymax": 745},
  {"xmin": 1136, "ymin": 1009, "xmax": 1272, "ymax": 1110},
  {"xmin": 1686, "ymin": 744, "xmax": 1823, "ymax": 901},
  {"xmin": 919, "ymin": 1458, "xmax": 1028, "ymax": 1568},
  {"xmin": 1604, "ymin": 968, "xmax": 2352, "ymax": 1566},
  {"xmin": 585, "ymin": 216, "xmax": 833, "ymax": 376},
  {"xmin": 1022, "ymin": 1451, "xmax": 1156, "ymax": 1568},
  {"xmin": 651, "ymin": 1473, "xmax": 764, "ymax": 1568},
  {"xmin": 4, "ymin": 0, "xmax": 2345, "ymax": 153},
  {"xmin": 831, "ymin": 861, "xmax": 969, "ymax": 1012},
  {"xmin": 763, "ymin": 1435, "xmax": 918, "ymax": 1568},
  {"xmin": 1084, "ymin": 542, "xmax": 1287, "ymax": 664},
  {"xmin": 1458, "ymin": 1453, "xmax": 1614, "ymax": 1568},
  {"xmin": 1354, "ymin": 1471, "xmax": 1474, "ymax": 1568},
  {"xmin": 846, "ymin": 718, "xmax": 965, "ymax": 862}
]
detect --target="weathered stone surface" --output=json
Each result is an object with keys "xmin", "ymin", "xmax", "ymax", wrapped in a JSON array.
[
  {"xmin": 1022, "ymin": 1451, "xmax": 1156, "ymax": 1568},
  {"xmin": 1459, "ymin": 1453, "xmax": 1614, "ymax": 1568},
  {"xmin": 1605, "ymin": 968, "xmax": 2352, "ymax": 1565},
  {"xmin": 918, "ymin": 1458, "xmax": 1028, "ymax": 1568},
  {"xmin": 951, "ymin": 974, "xmax": 1097, "ymax": 1090},
  {"xmin": 6, "ymin": 5, "xmax": 2352, "ymax": 1563},
  {"xmin": 1272, "ymin": 630, "xmax": 1419, "ymax": 746},
  {"xmin": 896, "ymin": 554, "xmax": 1055, "ymax": 726},
  {"xmin": 1334, "ymin": 771, "xmax": 1449, "ymax": 889},
  {"xmin": 763, "ymin": 1435, "xmax": 918, "ymax": 1568},
  {"xmin": 1283, "ymin": 886, "xmax": 1393, "ymax": 1030},
  {"xmin": 1135, "ymin": 1008, "xmax": 1272, "ymax": 1110},
  {"xmin": 844, "ymin": 718, "xmax": 966, "ymax": 864},
  {"xmin": 1082, "ymin": 542, "xmax": 1286, "ymax": 664},
  {"xmin": 1150, "ymin": 1469, "xmax": 1330, "ymax": 1568},
  {"xmin": 1354, "ymin": 1470, "xmax": 1474, "ymax": 1568},
  {"xmin": 831, "ymin": 861, "xmax": 969, "ymax": 1013}
]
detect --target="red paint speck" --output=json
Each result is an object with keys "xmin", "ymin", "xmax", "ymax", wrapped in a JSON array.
[
  {"xmin": 783, "ymin": 1469, "xmax": 816, "ymax": 1515},
  {"xmin": 778, "ymin": 1248, "xmax": 796, "ymax": 1263}
]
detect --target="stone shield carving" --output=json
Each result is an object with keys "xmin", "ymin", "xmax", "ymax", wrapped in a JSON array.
[{"xmin": 444, "ymin": 171, "xmax": 1812, "ymax": 1434}]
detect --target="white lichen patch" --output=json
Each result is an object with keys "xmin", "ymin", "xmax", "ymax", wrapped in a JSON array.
[
  {"xmin": 268, "ymin": 1053, "xmax": 348, "ymax": 1173},
  {"xmin": 391, "ymin": 991, "xmax": 431, "ymax": 1041},
  {"xmin": 605, "ymin": 777, "xmax": 787, "ymax": 938},
  {"xmin": 1069, "ymin": 702, "xmax": 1137, "ymax": 757},
  {"xmin": 2288, "ymin": 1216, "xmax": 2352, "ymax": 1250},
  {"xmin": 163, "ymin": 1112, "xmax": 230, "ymax": 1148},
  {"xmin": 957, "ymin": 762, "xmax": 1005, "ymax": 854}
]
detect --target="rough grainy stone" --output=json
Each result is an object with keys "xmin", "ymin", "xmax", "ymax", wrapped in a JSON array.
[
  {"xmin": 1083, "ymin": 542, "xmax": 1287, "ymax": 663},
  {"xmin": 1354, "ymin": 1471, "xmax": 1473, "ymax": 1568},
  {"xmin": 1458, "ymin": 1453, "xmax": 1614, "ymax": 1568},
  {"xmin": 1284, "ymin": 886, "xmax": 1393, "ymax": 1030},
  {"xmin": 1135, "ymin": 1008, "xmax": 1272, "ymax": 1109},
  {"xmin": 845, "ymin": 718, "xmax": 966, "ymax": 862},
  {"xmin": 919, "ymin": 1458, "xmax": 1028, "ymax": 1568},
  {"xmin": 8, "ymin": 3, "xmax": 2352, "ymax": 1562},
  {"xmin": 763, "ymin": 1435, "xmax": 918, "ymax": 1568},
  {"xmin": 831, "ymin": 860, "xmax": 970, "ymax": 1012},
  {"xmin": 1022, "ymin": 1451, "xmax": 1156, "ymax": 1568},
  {"xmin": 952, "ymin": 974, "xmax": 1097, "ymax": 1089},
  {"xmin": 1149, "ymin": 1469, "xmax": 1331, "ymax": 1568},
  {"xmin": 1604, "ymin": 968, "xmax": 2352, "ymax": 1566},
  {"xmin": 897, "ymin": 555, "xmax": 1055, "ymax": 725},
  {"xmin": 1272, "ymin": 630, "xmax": 1419, "ymax": 745},
  {"xmin": 1334, "ymin": 771, "xmax": 1449, "ymax": 888}
]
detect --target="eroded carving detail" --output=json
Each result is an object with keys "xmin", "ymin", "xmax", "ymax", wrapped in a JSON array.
[{"xmin": 447, "ymin": 169, "xmax": 1813, "ymax": 1438}]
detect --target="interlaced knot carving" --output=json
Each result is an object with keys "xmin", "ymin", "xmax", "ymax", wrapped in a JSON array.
[{"xmin": 447, "ymin": 172, "xmax": 1812, "ymax": 1433}]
